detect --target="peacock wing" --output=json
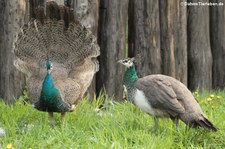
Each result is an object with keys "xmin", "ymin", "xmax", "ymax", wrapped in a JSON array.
[{"xmin": 135, "ymin": 75, "xmax": 185, "ymax": 116}]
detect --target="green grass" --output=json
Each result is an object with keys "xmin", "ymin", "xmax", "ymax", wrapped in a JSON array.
[{"xmin": 0, "ymin": 90, "xmax": 225, "ymax": 149}]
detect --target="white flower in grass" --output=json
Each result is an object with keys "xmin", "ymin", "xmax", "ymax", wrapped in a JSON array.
[
  {"xmin": 94, "ymin": 108, "xmax": 103, "ymax": 116},
  {"xmin": 0, "ymin": 127, "xmax": 5, "ymax": 137}
]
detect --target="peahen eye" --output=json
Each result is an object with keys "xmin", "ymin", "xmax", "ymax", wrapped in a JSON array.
[{"xmin": 123, "ymin": 60, "xmax": 128, "ymax": 63}]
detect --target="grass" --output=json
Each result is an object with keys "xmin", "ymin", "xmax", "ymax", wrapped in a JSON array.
[{"xmin": 0, "ymin": 90, "xmax": 225, "ymax": 149}]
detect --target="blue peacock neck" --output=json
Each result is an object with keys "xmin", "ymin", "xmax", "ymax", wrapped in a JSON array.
[
  {"xmin": 41, "ymin": 73, "xmax": 55, "ymax": 96},
  {"xmin": 123, "ymin": 66, "xmax": 138, "ymax": 86}
]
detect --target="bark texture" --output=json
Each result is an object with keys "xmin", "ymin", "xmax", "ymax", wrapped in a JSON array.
[
  {"xmin": 187, "ymin": 0, "xmax": 212, "ymax": 90},
  {"xmin": 210, "ymin": 0, "xmax": 225, "ymax": 89},
  {"xmin": 159, "ymin": 0, "xmax": 187, "ymax": 85},
  {"xmin": 128, "ymin": 0, "xmax": 161, "ymax": 77},
  {"xmin": 97, "ymin": 0, "xmax": 128, "ymax": 100}
]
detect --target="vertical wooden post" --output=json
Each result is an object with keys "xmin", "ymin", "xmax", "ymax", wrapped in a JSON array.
[
  {"xmin": 159, "ymin": 0, "xmax": 187, "ymax": 85},
  {"xmin": 128, "ymin": 0, "xmax": 161, "ymax": 77},
  {"xmin": 210, "ymin": 0, "xmax": 225, "ymax": 89},
  {"xmin": 0, "ymin": 0, "xmax": 26, "ymax": 103},
  {"xmin": 188, "ymin": 0, "xmax": 212, "ymax": 90},
  {"xmin": 97, "ymin": 0, "xmax": 128, "ymax": 100}
]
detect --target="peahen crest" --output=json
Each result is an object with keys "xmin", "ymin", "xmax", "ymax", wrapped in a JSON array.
[{"xmin": 13, "ymin": 2, "xmax": 100, "ymax": 107}]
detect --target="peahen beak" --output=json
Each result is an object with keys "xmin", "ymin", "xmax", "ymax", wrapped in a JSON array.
[{"xmin": 117, "ymin": 60, "xmax": 123, "ymax": 64}]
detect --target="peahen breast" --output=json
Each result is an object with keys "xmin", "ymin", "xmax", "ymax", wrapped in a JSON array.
[{"xmin": 34, "ymin": 73, "xmax": 71, "ymax": 112}]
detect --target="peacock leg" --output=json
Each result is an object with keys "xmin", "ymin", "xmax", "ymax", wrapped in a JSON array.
[
  {"xmin": 48, "ymin": 112, "xmax": 54, "ymax": 127},
  {"xmin": 61, "ymin": 112, "xmax": 66, "ymax": 126}
]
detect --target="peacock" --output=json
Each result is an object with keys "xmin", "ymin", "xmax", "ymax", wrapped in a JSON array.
[
  {"xmin": 118, "ymin": 58, "xmax": 218, "ymax": 131},
  {"xmin": 13, "ymin": 2, "xmax": 100, "ymax": 125}
]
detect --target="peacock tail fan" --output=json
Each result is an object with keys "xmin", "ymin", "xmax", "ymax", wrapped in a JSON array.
[{"xmin": 12, "ymin": 1, "xmax": 100, "ymax": 104}]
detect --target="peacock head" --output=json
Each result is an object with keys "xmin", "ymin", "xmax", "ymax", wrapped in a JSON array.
[
  {"xmin": 118, "ymin": 58, "xmax": 135, "ymax": 68},
  {"xmin": 46, "ymin": 60, "xmax": 53, "ymax": 74}
]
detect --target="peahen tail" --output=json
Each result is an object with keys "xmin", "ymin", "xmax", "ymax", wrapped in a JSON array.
[
  {"xmin": 13, "ymin": 1, "xmax": 100, "ymax": 77},
  {"xmin": 190, "ymin": 115, "xmax": 218, "ymax": 132}
]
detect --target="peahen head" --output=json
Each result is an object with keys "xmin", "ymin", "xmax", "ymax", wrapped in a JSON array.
[
  {"xmin": 117, "ymin": 57, "xmax": 135, "ymax": 68},
  {"xmin": 46, "ymin": 60, "xmax": 53, "ymax": 74},
  {"xmin": 118, "ymin": 58, "xmax": 138, "ymax": 84}
]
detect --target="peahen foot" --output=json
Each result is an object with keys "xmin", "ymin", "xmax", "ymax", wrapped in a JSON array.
[
  {"xmin": 70, "ymin": 104, "xmax": 76, "ymax": 112},
  {"xmin": 61, "ymin": 112, "xmax": 66, "ymax": 126},
  {"xmin": 154, "ymin": 117, "xmax": 159, "ymax": 128},
  {"xmin": 48, "ymin": 112, "xmax": 54, "ymax": 127}
]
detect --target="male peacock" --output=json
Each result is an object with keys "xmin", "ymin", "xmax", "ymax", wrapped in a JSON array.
[
  {"xmin": 118, "ymin": 58, "xmax": 218, "ymax": 131},
  {"xmin": 13, "ymin": 2, "xmax": 100, "ymax": 125}
]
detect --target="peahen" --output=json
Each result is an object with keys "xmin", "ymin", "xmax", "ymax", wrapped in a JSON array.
[
  {"xmin": 118, "ymin": 58, "xmax": 218, "ymax": 131},
  {"xmin": 13, "ymin": 2, "xmax": 100, "ymax": 125}
]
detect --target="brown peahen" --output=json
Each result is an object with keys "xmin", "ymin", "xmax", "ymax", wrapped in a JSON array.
[
  {"xmin": 118, "ymin": 58, "xmax": 218, "ymax": 131},
  {"xmin": 13, "ymin": 2, "xmax": 100, "ymax": 125}
]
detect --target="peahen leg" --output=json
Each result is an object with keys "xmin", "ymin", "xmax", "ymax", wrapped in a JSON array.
[
  {"xmin": 171, "ymin": 116, "xmax": 181, "ymax": 132},
  {"xmin": 171, "ymin": 116, "xmax": 179, "ymax": 126},
  {"xmin": 154, "ymin": 117, "xmax": 159, "ymax": 128},
  {"xmin": 48, "ymin": 112, "xmax": 54, "ymax": 127},
  {"xmin": 61, "ymin": 112, "xmax": 66, "ymax": 126}
]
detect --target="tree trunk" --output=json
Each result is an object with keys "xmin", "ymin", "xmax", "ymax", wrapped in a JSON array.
[
  {"xmin": 210, "ymin": 0, "xmax": 225, "ymax": 89},
  {"xmin": 128, "ymin": 0, "xmax": 161, "ymax": 77},
  {"xmin": 0, "ymin": 0, "xmax": 26, "ymax": 103},
  {"xmin": 69, "ymin": 0, "xmax": 99, "ymax": 35},
  {"xmin": 159, "ymin": 0, "xmax": 187, "ymax": 85},
  {"xmin": 175, "ymin": 0, "xmax": 187, "ymax": 85},
  {"xmin": 159, "ymin": 0, "xmax": 175, "ymax": 78},
  {"xmin": 187, "ymin": 0, "xmax": 212, "ymax": 90},
  {"xmin": 97, "ymin": 0, "xmax": 128, "ymax": 100}
]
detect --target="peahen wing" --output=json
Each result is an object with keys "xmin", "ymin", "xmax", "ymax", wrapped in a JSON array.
[
  {"xmin": 135, "ymin": 75, "xmax": 185, "ymax": 117},
  {"xmin": 13, "ymin": 2, "xmax": 100, "ymax": 104}
]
